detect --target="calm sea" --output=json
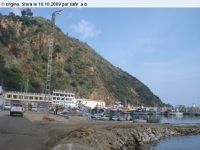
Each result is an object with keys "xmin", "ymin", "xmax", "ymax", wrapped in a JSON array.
[
  {"xmin": 135, "ymin": 115, "xmax": 200, "ymax": 150},
  {"xmin": 160, "ymin": 115, "xmax": 200, "ymax": 125},
  {"xmin": 140, "ymin": 135, "xmax": 200, "ymax": 150},
  {"xmin": 130, "ymin": 114, "xmax": 200, "ymax": 125}
]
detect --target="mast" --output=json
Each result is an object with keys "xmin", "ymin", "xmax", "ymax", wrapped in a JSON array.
[{"xmin": 43, "ymin": 10, "xmax": 63, "ymax": 120}]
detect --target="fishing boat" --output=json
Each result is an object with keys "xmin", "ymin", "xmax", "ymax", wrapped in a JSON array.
[{"xmin": 133, "ymin": 118, "xmax": 147, "ymax": 123}]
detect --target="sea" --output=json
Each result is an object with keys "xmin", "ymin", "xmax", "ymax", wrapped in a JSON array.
[
  {"xmin": 140, "ymin": 135, "xmax": 200, "ymax": 150},
  {"xmin": 136, "ymin": 115, "xmax": 200, "ymax": 150}
]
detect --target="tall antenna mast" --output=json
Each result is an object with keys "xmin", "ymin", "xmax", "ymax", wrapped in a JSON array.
[{"xmin": 44, "ymin": 10, "xmax": 62, "ymax": 120}]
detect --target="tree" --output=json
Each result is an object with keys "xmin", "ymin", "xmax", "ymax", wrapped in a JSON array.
[
  {"xmin": 26, "ymin": 8, "xmax": 33, "ymax": 17},
  {"xmin": 9, "ymin": 12, "xmax": 15, "ymax": 17},
  {"xmin": 21, "ymin": 9, "xmax": 26, "ymax": 16},
  {"xmin": 21, "ymin": 8, "xmax": 33, "ymax": 17}
]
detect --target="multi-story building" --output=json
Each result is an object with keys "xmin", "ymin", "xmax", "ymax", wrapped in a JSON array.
[
  {"xmin": 76, "ymin": 98, "xmax": 106, "ymax": 109},
  {"xmin": 4, "ymin": 91, "xmax": 51, "ymax": 106},
  {"xmin": 0, "ymin": 86, "xmax": 4, "ymax": 105},
  {"xmin": 51, "ymin": 90, "xmax": 77, "ymax": 108}
]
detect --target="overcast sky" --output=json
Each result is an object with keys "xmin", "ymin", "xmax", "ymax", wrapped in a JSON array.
[{"xmin": 1, "ymin": 8, "xmax": 200, "ymax": 106}]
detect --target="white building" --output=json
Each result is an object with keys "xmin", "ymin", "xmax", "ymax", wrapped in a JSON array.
[
  {"xmin": 0, "ymin": 86, "xmax": 2, "ymax": 94},
  {"xmin": 77, "ymin": 98, "xmax": 106, "ymax": 109},
  {"xmin": 51, "ymin": 90, "xmax": 77, "ymax": 108},
  {"xmin": 0, "ymin": 86, "xmax": 4, "ymax": 105}
]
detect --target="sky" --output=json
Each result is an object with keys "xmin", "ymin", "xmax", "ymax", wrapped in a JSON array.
[{"xmin": 1, "ymin": 8, "xmax": 200, "ymax": 106}]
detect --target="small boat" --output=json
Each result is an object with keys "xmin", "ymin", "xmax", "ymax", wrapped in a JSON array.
[
  {"xmin": 133, "ymin": 119, "xmax": 147, "ymax": 123},
  {"xmin": 58, "ymin": 111, "xmax": 69, "ymax": 119},
  {"xmin": 100, "ymin": 115, "xmax": 110, "ymax": 121},
  {"xmin": 111, "ymin": 116, "xmax": 119, "ymax": 121},
  {"xmin": 91, "ymin": 113, "xmax": 103, "ymax": 120},
  {"xmin": 168, "ymin": 112, "xmax": 183, "ymax": 116}
]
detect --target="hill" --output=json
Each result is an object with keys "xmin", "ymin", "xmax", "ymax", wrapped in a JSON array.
[{"xmin": 0, "ymin": 15, "xmax": 164, "ymax": 106}]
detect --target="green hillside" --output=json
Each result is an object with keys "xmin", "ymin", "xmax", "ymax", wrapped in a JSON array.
[{"xmin": 0, "ymin": 15, "xmax": 164, "ymax": 106}]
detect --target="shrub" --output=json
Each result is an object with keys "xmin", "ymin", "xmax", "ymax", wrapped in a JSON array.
[
  {"xmin": 0, "ymin": 26, "xmax": 17, "ymax": 46},
  {"xmin": 1, "ymin": 67, "xmax": 24, "ymax": 91}
]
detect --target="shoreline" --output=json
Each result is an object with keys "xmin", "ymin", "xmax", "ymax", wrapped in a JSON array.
[
  {"xmin": 6, "ymin": 111, "xmax": 198, "ymax": 150},
  {"xmin": 46, "ymin": 123, "xmax": 200, "ymax": 150}
]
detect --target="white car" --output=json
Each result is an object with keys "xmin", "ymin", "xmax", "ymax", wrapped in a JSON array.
[
  {"xmin": 31, "ymin": 106, "xmax": 38, "ymax": 111},
  {"xmin": 3, "ymin": 105, "xmax": 11, "ymax": 110},
  {"xmin": 10, "ymin": 103, "xmax": 24, "ymax": 117}
]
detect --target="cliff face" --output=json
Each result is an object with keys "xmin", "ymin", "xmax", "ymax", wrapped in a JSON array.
[{"xmin": 0, "ymin": 15, "xmax": 164, "ymax": 106}]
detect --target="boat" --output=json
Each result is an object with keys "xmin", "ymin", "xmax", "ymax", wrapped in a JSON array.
[
  {"xmin": 91, "ymin": 113, "xmax": 103, "ymax": 120},
  {"xmin": 100, "ymin": 115, "xmax": 110, "ymax": 121},
  {"xmin": 168, "ymin": 111, "xmax": 183, "ymax": 117},
  {"xmin": 111, "ymin": 116, "xmax": 119, "ymax": 121},
  {"xmin": 133, "ymin": 119, "xmax": 147, "ymax": 123}
]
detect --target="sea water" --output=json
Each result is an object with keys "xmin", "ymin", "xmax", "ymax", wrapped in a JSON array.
[{"xmin": 140, "ymin": 135, "xmax": 200, "ymax": 150}]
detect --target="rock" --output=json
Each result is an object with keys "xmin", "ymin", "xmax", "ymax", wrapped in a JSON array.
[{"xmin": 49, "ymin": 124, "xmax": 200, "ymax": 150}]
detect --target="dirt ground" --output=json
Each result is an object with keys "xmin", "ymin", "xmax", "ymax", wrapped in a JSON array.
[
  {"xmin": 25, "ymin": 111, "xmax": 134, "ymax": 150},
  {"xmin": 2, "ymin": 111, "xmax": 200, "ymax": 150}
]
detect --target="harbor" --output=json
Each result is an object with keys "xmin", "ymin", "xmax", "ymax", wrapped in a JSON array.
[{"xmin": 0, "ymin": 7, "xmax": 200, "ymax": 150}]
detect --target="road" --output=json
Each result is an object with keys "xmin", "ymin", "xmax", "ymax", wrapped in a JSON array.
[{"xmin": 0, "ymin": 111, "xmax": 47, "ymax": 150}]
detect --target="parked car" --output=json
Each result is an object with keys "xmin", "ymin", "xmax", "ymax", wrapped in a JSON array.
[
  {"xmin": 10, "ymin": 103, "xmax": 24, "ymax": 117},
  {"xmin": 0, "ymin": 105, "xmax": 3, "ymax": 110},
  {"xmin": 4, "ymin": 105, "xmax": 11, "ymax": 110},
  {"xmin": 31, "ymin": 106, "xmax": 38, "ymax": 111}
]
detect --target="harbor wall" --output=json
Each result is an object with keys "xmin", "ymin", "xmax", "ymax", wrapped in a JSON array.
[{"xmin": 50, "ymin": 124, "xmax": 200, "ymax": 150}]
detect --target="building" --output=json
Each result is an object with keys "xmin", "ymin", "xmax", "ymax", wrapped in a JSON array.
[
  {"xmin": 3, "ymin": 90, "xmax": 77, "ymax": 108},
  {"xmin": 0, "ymin": 86, "xmax": 2, "ymax": 94},
  {"xmin": 77, "ymin": 98, "xmax": 106, "ymax": 109},
  {"xmin": 4, "ymin": 91, "xmax": 50, "ymax": 106},
  {"xmin": 51, "ymin": 90, "xmax": 77, "ymax": 108},
  {"xmin": 0, "ymin": 86, "xmax": 4, "ymax": 105}
]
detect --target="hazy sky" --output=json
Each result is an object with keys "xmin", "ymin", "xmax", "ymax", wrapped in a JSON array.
[{"xmin": 1, "ymin": 8, "xmax": 200, "ymax": 106}]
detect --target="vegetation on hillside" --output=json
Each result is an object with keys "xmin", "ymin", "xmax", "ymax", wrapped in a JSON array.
[{"xmin": 0, "ymin": 14, "xmax": 164, "ymax": 106}]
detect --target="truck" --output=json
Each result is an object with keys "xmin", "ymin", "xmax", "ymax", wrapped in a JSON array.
[{"xmin": 10, "ymin": 103, "xmax": 24, "ymax": 117}]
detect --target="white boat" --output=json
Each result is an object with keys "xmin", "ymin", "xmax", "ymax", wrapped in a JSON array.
[
  {"xmin": 100, "ymin": 115, "xmax": 110, "ymax": 121},
  {"xmin": 168, "ymin": 112, "xmax": 183, "ymax": 116},
  {"xmin": 111, "ymin": 116, "xmax": 119, "ymax": 121},
  {"xmin": 133, "ymin": 119, "xmax": 147, "ymax": 123}
]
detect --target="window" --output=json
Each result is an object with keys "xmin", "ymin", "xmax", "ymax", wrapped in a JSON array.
[
  {"xmin": 19, "ymin": 95, "xmax": 23, "ymax": 99},
  {"xmin": 7, "ymin": 94, "xmax": 12, "ymax": 98},
  {"xmin": 13, "ymin": 95, "xmax": 17, "ymax": 99}
]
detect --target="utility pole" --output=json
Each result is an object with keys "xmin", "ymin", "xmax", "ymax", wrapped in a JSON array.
[{"xmin": 43, "ymin": 10, "xmax": 63, "ymax": 120}]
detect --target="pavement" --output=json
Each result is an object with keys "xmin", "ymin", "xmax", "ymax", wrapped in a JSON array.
[
  {"xmin": 0, "ymin": 110, "xmax": 123, "ymax": 150},
  {"xmin": 0, "ymin": 110, "xmax": 98, "ymax": 150},
  {"xmin": 0, "ymin": 111, "xmax": 48, "ymax": 150}
]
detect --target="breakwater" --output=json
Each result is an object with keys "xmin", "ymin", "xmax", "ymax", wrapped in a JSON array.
[{"xmin": 50, "ymin": 124, "xmax": 200, "ymax": 150}]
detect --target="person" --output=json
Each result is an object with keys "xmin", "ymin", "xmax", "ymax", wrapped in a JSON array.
[
  {"xmin": 53, "ymin": 106, "xmax": 56, "ymax": 115},
  {"xmin": 55, "ymin": 105, "xmax": 58, "ymax": 115}
]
